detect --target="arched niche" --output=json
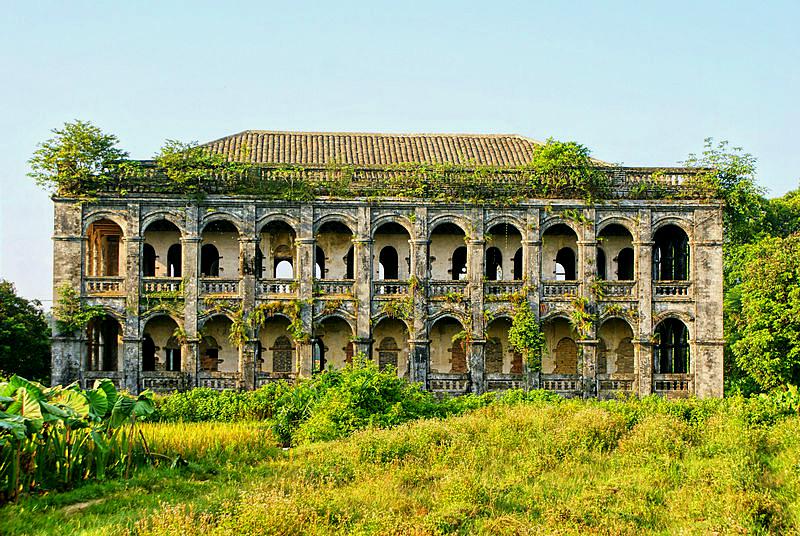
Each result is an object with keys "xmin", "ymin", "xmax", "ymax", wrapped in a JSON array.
[
  {"xmin": 199, "ymin": 316, "xmax": 239, "ymax": 372},
  {"xmin": 314, "ymin": 316, "xmax": 355, "ymax": 371},
  {"xmin": 373, "ymin": 317, "xmax": 410, "ymax": 377},
  {"xmin": 485, "ymin": 223, "xmax": 522, "ymax": 281},
  {"xmin": 257, "ymin": 219, "xmax": 297, "ymax": 280},
  {"xmin": 429, "ymin": 316, "xmax": 467, "ymax": 374},
  {"xmin": 143, "ymin": 219, "xmax": 182, "ymax": 278},
  {"xmin": 541, "ymin": 316, "xmax": 579, "ymax": 375},
  {"xmin": 542, "ymin": 223, "xmax": 578, "ymax": 281},
  {"xmin": 597, "ymin": 223, "xmax": 634, "ymax": 281},
  {"xmin": 429, "ymin": 222, "xmax": 467, "ymax": 280},
  {"xmin": 200, "ymin": 220, "xmax": 239, "ymax": 278},
  {"xmin": 86, "ymin": 219, "xmax": 124, "ymax": 277},
  {"xmin": 86, "ymin": 314, "xmax": 123, "ymax": 371},
  {"xmin": 315, "ymin": 221, "xmax": 354, "ymax": 280},
  {"xmin": 374, "ymin": 222, "xmax": 410, "ymax": 280},
  {"xmin": 142, "ymin": 315, "xmax": 182, "ymax": 372}
]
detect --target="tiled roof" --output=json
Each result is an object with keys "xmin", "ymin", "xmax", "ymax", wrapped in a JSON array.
[{"xmin": 202, "ymin": 130, "xmax": 545, "ymax": 167}]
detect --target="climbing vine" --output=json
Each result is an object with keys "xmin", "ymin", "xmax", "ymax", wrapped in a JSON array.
[
  {"xmin": 381, "ymin": 295, "xmax": 413, "ymax": 321},
  {"xmin": 52, "ymin": 284, "xmax": 105, "ymax": 335},
  {"xmin": 569, "ymin": 297, "xmax": 595, "ymax": 339},
  {"xmin": 508, "ymin": 300, "xmax": 546, "ymax": 373}
]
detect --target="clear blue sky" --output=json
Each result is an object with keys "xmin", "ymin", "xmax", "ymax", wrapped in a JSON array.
[{"xmin": 1, "ymin": 1, "xmax": 798, "ymax": 305}]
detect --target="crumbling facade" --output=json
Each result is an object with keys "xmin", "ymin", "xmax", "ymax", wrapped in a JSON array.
[{"xmin": 51, "ymin": 131, "xmax": 724, "ymax": 398}]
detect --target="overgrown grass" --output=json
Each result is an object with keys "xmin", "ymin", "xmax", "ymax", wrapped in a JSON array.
[{"xmin": 4, "ymin": 396, "xmax": 800, "ymax": 535}]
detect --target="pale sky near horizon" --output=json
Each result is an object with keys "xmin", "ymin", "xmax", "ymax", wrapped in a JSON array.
[{"xmin": 1, "ymin": 1, "xmax": 798, "ymax": 306}]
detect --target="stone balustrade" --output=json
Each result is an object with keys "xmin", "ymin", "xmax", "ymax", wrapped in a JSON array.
[
  {"xmin": 599, "ymin": 281, "xmax": 636, "ymax": 299},
  {"xmin": 541, "ymin": 281, "xmax": 580, "ymax": 300},
  {"xmin": 82, "ymin": 370, "xmax": 124, "ymax": 389},
  {"xmin": 197, "ymin": 372, "xmax": 242, "ymax": 390},
  {"xmin": 654, "ymin": 281, "xmax": 692, "ymax": 299},
  {"xmin": 255, "ymin": 371, "xmax": 297, "ymax": 387},
  {"xmin": 84, "ymin": 277, "xmax": 125, "ymax": 296},
  {"xmin": 541, "ymin": 374, "xmax": 582, "ymax": 395},
  {"xmin": 199, "ymin": 278, "xmax": 240, "ymax": 296},
  {"xmin": 428, "ymin": 373, "xmax": 470, "ymax": 395},
  {"xmin": 597, "ymin": 374, "xmax": 635, "ymax": 395},
  {"xmin": 315, "ymin": 279, "xmax": 355, "ymax": 296},
  {"xmin": 142, "ymin": 277, "xmax": 182, "ymax": 295},
  {"xmin": 258, "ymin": 279, "xmax": 296, "ymax": 296},
  {"xmin": 484, "ymin": 280, "xmax": 525, "ymax": 298},
  {"xmin": 373, "ymin": 280, "xmax": 410, "ymax": 297},
  {"xmin": 653, "ymin": 374, "xmax": 692, "ymax": 396},
  {"xmin": 141, "ymin": 371, "xmax": 188, "ymax": 393},
  {"xmin": 429, "ymin": 280, "xmax": 468, "ymax": 299},
  {"xmin": 485, "ymin": 373, "xmax": 525, "ymax": 391}
]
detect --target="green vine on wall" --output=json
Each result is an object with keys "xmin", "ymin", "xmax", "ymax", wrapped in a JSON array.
[
  {"xmin": 508, "ymin": 300, "xmax": 546, "ymax": 373},
  {"xmin": 52, "ymin": 284, "xmax": 105, "ymax": 336}
]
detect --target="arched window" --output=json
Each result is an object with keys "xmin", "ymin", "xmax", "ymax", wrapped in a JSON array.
[
  {"xmin": 597, "ymin": 248, "xmax": 607, "ymax": 280},
  {"xmin": 275, "ymin": 260, "xmax": 293, "ymax": 279},
  {"xmin": 312, "ymin": 338, "xmax": 326, "ymax": 373},
  {"xmin": 378, "ymin": 337, "xmax": 399, "ymax": 371},
  {"xmin": 617, "ymin": 248, "xmax": 634, "ymax": 281},
  {"xmin": 379, "ymin": 246, "xmax": 399, "ymax": 280},
  {"xmin": 315, "ymin": 246, "xmax": 326, "ymax": 279},
  {"xmin": 555, "ymin": 248, "xmax": 576, "ymax": 280},
  {"xmin": 512, "ymin": 248, "xmax": 523, "ymax": 280},
  {"xmin": 344, "ymin": 247, "xmax": 354, "ymax": 279},
  {"xmin": 255, "ymin": 246, "xmax": 264, "ymax": 279},
  {"xmin": 485, "ymin": 247, "xmax": 503, "ymax": 281},
  {"xmin": 142, "ymin": 244, "xmax": 157, "ymax": 277},
  {"xmin": 654, "ymin": 319, "xmax": 690, "ymax": 374},
  {"xmin": 167, "ymin": 244, "xmax": 182, "ymax": 277},
  {"xmin": 142, "ymin": 334, "xmax": 156, "ymax": 371},
  {"xmin": 271, "ymin": 335, "xmax": 293, "ymax": 373},
  {"xmin": 165, "ymin": 336, "xmax": 181, "ymax": 371},
  {"xmin": 452, "ymin": 246, "xmax": 468, "ymax": 280},
  {"xmin": 200, "ymin": 244, "xmax": 220, "ymax": 277},
  {"xmin": 653, "ymin": 225, "xmax": 689, "ymax": 281}
]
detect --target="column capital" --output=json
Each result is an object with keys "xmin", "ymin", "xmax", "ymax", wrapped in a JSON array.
[
  {"xmin": 296, "ymin": 237, "xmax": 315, "ymax": 245},
  {"xmin": 182, "ymin": 236, "xmax": 202, "ymax": 243},
  {"xmin": 467, "ymin": 239, "xmax": 485, "ymax": 246},
  {"xmin": 410, "ymin": 239, "xmax": 430, "ymax": 246}
]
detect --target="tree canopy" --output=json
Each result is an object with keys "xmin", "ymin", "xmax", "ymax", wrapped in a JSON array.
[{"xmin": 0, "ymin": 281, "xmax": 51, "ymax": 382}]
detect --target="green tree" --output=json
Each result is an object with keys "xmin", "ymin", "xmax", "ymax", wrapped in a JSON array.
[
  {"xmin": 28, "ymin": 120, "xmax": 128, "ymax": 195},
  {"xmin": 0, "ymin": 281, "xmax": 51, "ymax": 382},
  {"xmin": 727, "ymin": 233, "xmax": 800, "ymax": 390}
]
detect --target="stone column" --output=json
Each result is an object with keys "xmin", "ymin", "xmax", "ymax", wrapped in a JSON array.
[
  {"xmin": 577, "ymin": 208, "xmax": 597, "ymax": 397},
  {"xmin": 635, "ymin": 209, "xmax": 654, "ymax": 397},
  {"xmin": 524, "ymin": 208, "xmax": 541, "ymax": 390},
  {"xmin": 51, "ymin": 200, "xmax": 84, "ymax": 386},
  {"xmin": 240, "ymin": 232, "xmax": 257, "ymax": 391},
  {"xmin": 122, "ymin": 203, "xmax": 142, "ymax": 393},
  {"xmin": 354, "ymin": 205, "xmax": 373, "ymax": 360},
  {"xmin": 295, "ymin": 205, "xmax": 315, "ymax": 377},
  {"xmin": 409, "ymin": 206, "xmax": 429, "ymax": 385},
  {"xmin": 467, "ymin": 209, "xmax": 485, "ymax": 394},
  {"xmin": 182, "ymin": 205, "xmax": 201, "ymax": 387},
  {"xmin": 692, "ymin": 207, "xmax": 724, "ymax": 397}
]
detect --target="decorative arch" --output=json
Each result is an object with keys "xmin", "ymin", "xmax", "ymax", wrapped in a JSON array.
[
  {"xmin": 314, "ymin": 311, "xmax": 357, "ymax": 335},
  {"xmin": 140, "ymin": 310, "xmax": 183, "ymax": 328},
  {"xmin": 371, "ymin": 214, "xmax": 415, "ymax": 238},
  {"xmin": 82, "ymin": 212, "xmax": 127, "ymax": 236},
  {"xmin": 200, "ymin": 214, "xmax": 243, "ymax": 235},
  {"xmin": 141, "ymin": 212, "xmax": 186, "ymax": 235},
  {"xmin": 427, "ymin": 215, "xmax": 470, "ymax": 238},
  {"xmin": 598, "ymin": 314, "xmax": 635, "ymax": 332},
  {"xmin": 540, "ymin": 218, "xmax": 580, "ymax": 238},
  {"xmin": 651, "ymin": 217, "xmax": 693, "ymax": 239},
  {"xmin": 653, "ymin": 317, "xmax": 691, "ymax": 374},
  {"xmin": 371, "ymin": 312, "xmax": 413, "ymax": 334},
  {"xmin": 596, "ymin": 217, "xmax": 637, "ymax": 237},
  {"xmin": 314, "ymin": 213, "xmax": 357, "ymax": 235},
  {"xmin": 652, "ymin": 311, "xmax": 695, "ymax": 333},
  {"xmin": 484, "ymin": 215, "xmax": 525, "ymax": 236},
  {"xmin": 197, "ymin": 312, "xmax": 236, "ymax": 330},
  {"xmin": 257, "ymin": 213, "xmax": 300, "ymax": 235}
]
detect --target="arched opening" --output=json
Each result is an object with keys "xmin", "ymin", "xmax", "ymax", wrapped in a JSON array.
[
  {"xmin": 142, "ymin": 219, "xmax": 182, "ymax": 278},
  {"xmin": 142, "ymin": 244, "xmax": 157, "ymax": 277},
  {"xmin": 542, "ymin": 224, "xmax": 578, "ymax": 281},
  {"xmin": 167, "ymin": 244, "xmax": 182, "ymax": 277},
  {"xmin": 486, "ymin": 223, "xmax": 522, "ymax": 282},
  {"xmin": 201, "ymin": 220, "xmax": 239, "ymax": 278},
  {"xmin": 259, "ymin": 220, "xmax": 296, "ymax": 280},
  {"xmin": 315, "ymin": 246, "xmax": 326, "ymax": 279},
  {"xmin": 315, "ymin": 316, "xmax": 355, "ymax": 371},
  {"xmin": 654, "ymin": 318, "xmax": 690, "ymax": 374},
  {"xmin": 86, "ymin": 315, "xmax": 122, "ymax": 371},
  {"xmin": 373, "ymin": 317, "xmax": 409, "ymax": 377},
  {"xmin": 653, "ymin": 225, "xmax": 690, "ymax": 281},
  {"xmin": 86, "ymin": 219, "xmax": 123, "ymax": 277},
  {"xmin": 256, "ymin": 316, "xmax": 295, "ymax": 375},
  {"xmin": 312, "ymin": 338, "xmax": 325, "ymax": 374},
  {"xmin": 379, "ymin": 246, "xmax": 399, "ymax": 280},
  {"xmin": 200, "ymin": 244, "xmax": 221, "ymax": 277},
  {"xmin": 452, "ymin": 246, "xmax": 468, "ymax": 281},
  {"xmin": 597, "ymin": 318, "xmax": 635, "ymax": 375},
  {"xmin": 200, "ymin": 316, "xmax": 239, "ymax": 372},
  {"xmin": 513, "ymin": 248, "xmax": 523, "ymax": 280},
  {"xmin": 486, "ymin": 317, "xmax": 521, "ymax": 375},
  {"xmin": 374, "ymin": 222, "xmax": 411, "ymax": 281},
  {"xmin": 597, "ymin": 224, "xmax": 634, "ymax": 281},
  {"xmin": 617, "ymin": 248, "xmax": 634, "ymax": 281},
  {"xmin": 541, "ymin": 317, "xmax": 579, "ymax": 375},
  {"xmin": 597, "ymin": 248, "xmax": 607, "ymax": 280},
  {"xmin": 142, "ymin": 315, "xmax": 182, "ymax": 372},
  {"xmin": 555, "ymin": 248, "xmax": 576, "ymax": 281},
  {"xmin": 142, "ymin": 335, "xmax": 156, "ymax": 371},
  {"xmin": 429, "ymin": 316, "xmax": 467, "ymax": 374},
  {"xmin": 485, "ymin": 247, "xmax": 503, "ymax": 281},
  {"xmin": 429, "ymin": 222, "xmax": 467, "ymax": 280},
  {"xmin": 315, "ymin": 221, "xmax": 354, "ymax": 280}
]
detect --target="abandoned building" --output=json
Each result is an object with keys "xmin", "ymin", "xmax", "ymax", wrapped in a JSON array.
[{"xmin": 51, "ymin": 131, "xmax": 724, "ymax": 398}]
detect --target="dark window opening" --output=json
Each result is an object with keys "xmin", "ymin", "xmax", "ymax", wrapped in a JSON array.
[
  {"xmin": 167, "ymin": 244, "xmax": 182, "ymax": 277},
  {"xmin": 200, "ymin": 244, "xmax": 221, "ymax": 277},
  {"xmin": 485, "ymin": 247, "xmax": 503, "ymax": 280},
  {"xmin": 312, "ymin": 338, "xmax": 326, "ymax": 373},
  {"xmin": 344, "ymin": 247, "xmax": 354, "ymax": 279},
  {"xmin": 512, "ymin": 248, "xmax": 523, "ymax": 280},
  {"xmin": 653, "ymin": 225, "xmax": 689, "ymax": 281},
  {"xmin": 379, "ymin": 246, "xmax": 399, "ymax": 280},
  {"xmin": 142, "ymin": 335, "xmax": 156, "ymax": 371},
  {"xmin": 452, "ymin": 246, "xmax": 468, "ymax": 280},
  {"xmin": 654, "ymin": 319, "xmax": 690, "ymax": 374},
  {"xmin": 143, "ymin": 244, "xmax": 157, "ymax": 277},
  {"xmin": 165, "ymin": 336, "xmax": 181, "ymax": 371},
  {"xmin": 315, "ymin": 246, "xmax": 326, "ymax": 279},
  {"xmin": 555, "ymin": 248, "xmax": 576, "ymax": 280},
  {"xmin": 597, "ymin": 248, "xmax": 607, "ymax": 280},
  {"xmin": 617, "ymin": 247, "xmax": 634, "ymax": 280}
]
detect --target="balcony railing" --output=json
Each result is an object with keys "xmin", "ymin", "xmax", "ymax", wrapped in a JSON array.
[
  {"xmin": 373, "ymin": 280, "xmax": 410, "ymax": 297},
  {"xmin": 597, "ymin": 374, "xmax": 635, "ymax": 395},
  {"xmin": 84, "ymin": 277, "xmax": 125, "ymax": 297},
  {"xmin": 429, "ymin": 280, "xmax": 468, "ymax": 300},
  {"xmin": 653, "ymin": 373, "xmax": 692, "ymax": 397},
  {"xmin": 199, "ymin": 278, "xmax": 240, "ymax": 296},
  {"xmin": 428, "ymin": 372, "xmax": 470, "ymax": 395},
  {"xmin": 82, "ymin": 370, "xmax": 124, "ymax": 389},
  {"xmin": 315, "ymin": 279, "xmax": 354, "ymax": 296},
  {"xmin": 654, "ymin": 281, "xmax": 692, "ymax": 299},
  {"xmin": 141, "ymin": 371, "xmax": 188, "ymax": 393},
  {"xmin": 541, "ymin": 281, "xmax": 579, "ymax": 299},
  {"xmin": 485, "ymin": 373, "xmax": 525, "ymax": 391},
  {"xmin": 142, "ymin": 277, "xmax": 182, "ymax": 296},
  {"xmin": 599, "ymin": 281, "xmax": 636, "ymax": 300},
  {"xmin": 197, "ymin": 371, "xmax": 241, "ymax": 390},
  {"xmin": 257, "ymin": 279, "xmax": 296, "ymax": 296},
  {"xmin": 256, "ymin": 371, "xmax": 297, "ymax": 387},
  {"xmin": 541, "ymin": 373, "xmax": 582, "ymax": 395},
  {"xmin": 484, "ymin": 280, "xmax": 525, "ymax": 297}
]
